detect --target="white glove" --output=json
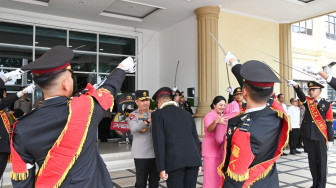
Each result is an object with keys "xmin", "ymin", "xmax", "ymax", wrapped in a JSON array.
[
  {"xmin": 317, "ymin": 75, "xmax": 326, "ymax": 84},
  {"xmin": 3, "ymin": 68, "xmax": 24, "ymax": 82},
  {"xmin": 328, "ymin": 142, "xmax": 334, "ymax": 151},
  {"xmin": 226, "ymin": 86, "xmax": 233, "ymax": 95},
  {"xmin": 224, "ymin": 51, "xmax": 238, "ymax": 67},
  {"xmin": 172, "ymin": 86, "xmax": 177, "ymax": 92},
  {"xmin": 22, "ymin": 85, "xmax": 36, "ymax": 94},
  {"xmin": 303, "ymin": 65, "xmax": 319, "ymax": 76},
  {"xmin": 120, "ymin": 57, "xmax": 136, "ymax": 73},
  {"xmin": 287, "ymin": 80, "xmax": 298, "ymax": 87}
]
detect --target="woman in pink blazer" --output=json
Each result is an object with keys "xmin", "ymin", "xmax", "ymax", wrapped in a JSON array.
[
  {"xmin": 215, "ymin": 101, "xmax": 240, "ymax": 160},
  {"xmin": 202, "ymin": 96, "xmax": 227, "ymax": 188}
]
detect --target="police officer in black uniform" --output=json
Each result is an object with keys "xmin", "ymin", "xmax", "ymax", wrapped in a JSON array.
[
  {"xmin": 10, "ymin": 46, "xmax": 135, "ymax": 188},
  {"xmin": 179, "ymin": 91, "xmax": 194, "ymax": 115},
  {"xmin": 288, "ymin": 80, "xmax": 334, "ymax": 188}
]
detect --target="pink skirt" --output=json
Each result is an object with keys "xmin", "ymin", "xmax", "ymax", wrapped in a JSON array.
[{"xmin": 203, "ymin": 157, "xmax": 222, "ymax": 188}]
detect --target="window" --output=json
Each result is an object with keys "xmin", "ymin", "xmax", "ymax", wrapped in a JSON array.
[
  {"xmin": 326, "ymin": 14, "xmax": 336, "ymax": 40},
  {"xmin": 35, "ymin": 26, "xmax": 66, "ymax": 47},
  {"xmin": 328, "ymin": 85, "xmax": 336, "ymax": 102},
  {"xmin": 0, "ymin": 21, "xmax": 137, "ymax": 104},
  {"xmin": 0, "ymin": 22, "xmax": 33, "ymax": 46},
  {"xmin": 292, "ymin": 20, "xmax": 313, "ymax": 35}
]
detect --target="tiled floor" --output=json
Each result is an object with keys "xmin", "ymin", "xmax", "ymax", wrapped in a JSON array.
[{"xmin": 110, "ymin": 147, "xmax": 336, "ymax": 188}]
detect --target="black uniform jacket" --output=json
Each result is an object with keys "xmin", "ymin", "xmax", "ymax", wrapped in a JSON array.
[
  {"xmin": 183, "ymin": 101, "xmax": 193, "ymax": 115},
  {"xmin": 0, "ymin": 78, "xmax": 19, "ymax": 153},
  {"xmin": 151, "ymin": 105, "xmax": 201, "ymax": 173},
  {"xmin": 328, "ymin": 77, "xmax": 336, "ymax": 91},
  {"xmin": 11, "ymin": 68, "xmax": 125, "ymax": 188},
  {"xmin": 222, "ymin": 107, "xmax": 282, "ymax": 188},
  {"xmin": 294, "ymin": 86, "xmax": 334, "ymax": 142}
]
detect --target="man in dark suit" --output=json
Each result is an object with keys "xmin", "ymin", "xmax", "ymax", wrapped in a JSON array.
[
  {"xmin": 151, "ymin": 87, "xmax": 202, "ymax": 188},
  {"xmin": 10, "ymin": 46, "xmax": 134, "ymax": 188},
  {"xmin": 288, "ymin": 80, "xmax": 334, "ymax": 188}
]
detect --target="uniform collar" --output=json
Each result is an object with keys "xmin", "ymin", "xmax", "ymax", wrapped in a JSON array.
[
  {"xmin": 41, "ymin": 96, "xmax": 68, "ymax": 108},
  {"xmin": 245, "ymin": 105, "xmax": 266, "ymax": 114}
]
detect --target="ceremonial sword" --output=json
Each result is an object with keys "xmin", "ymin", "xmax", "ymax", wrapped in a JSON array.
[
  {"xmin": 209, "ymin": 32, "xmax": 231, "ymax": 87},
  {"xmin": 262, "ymin": 61, "xmax": 288, "ymax": 82},
  {"xmin": 253, "ymin": 48, "xmax": 316, "ymax": 79},
  {"xmin": 173, "ymin": 61, "xmax": 179, "ymax": 89}
]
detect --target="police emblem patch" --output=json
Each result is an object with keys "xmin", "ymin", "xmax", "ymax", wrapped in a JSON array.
[
  {"xmin": 129, "ymin": 114, "xmax": 135, "ymax": 120},
  {"xmin": 232, "ymin": 145, "xmax": 240, "ymax": 158}
]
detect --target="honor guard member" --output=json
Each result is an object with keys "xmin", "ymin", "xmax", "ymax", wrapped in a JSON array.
[
  {"xmin": 10, "ymin": 46, "xmax": 135, "ymax": 188},
  {"xmin": 128, "ymin": 90, "xmax": 160, "ymax": 188},
  {"xmin": 225, "ymin": 52, "xmax": 285, "ymax": 113},
  {"xmin": 228, "ymin": 87, "xmax": 246, "ymax": 112},
  {"xmin": 179, "ymin": 91, "xmax": 194, "ymax": 116},
  {"xmin": 0, "ymin": 70, "xmax": 32, "ymax": 179},
  {"xmin": 151, "ymin": 87, "xmax": 202, "ymax": 188},
  {"xmin": 287, "ymin": 80, "xmax": 334, "ymax": 188},
  {"xmin": 218, "ymin": 60, "xmax": 290, "ymax": 188}
]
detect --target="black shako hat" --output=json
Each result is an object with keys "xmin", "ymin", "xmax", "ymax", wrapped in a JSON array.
[
  {"xmin": 152, "ymin": 87, "xmax": 172, "ymax": 101},
  {"xmin": 307, "ymin": 81, "xmax": 324, "ymax": 89},
  {"xmin": 233, "ymin": 87, "xmax": 242, "ymax": 95},
  {"xmin": 21, "ymin": 45, "xmax": 74, "ymax": 76},
  {"xmin": 135, "ymin": 90, "xmax": 150, "ymax": 100},
  {"xmin": 240, "ymin": 60, "xmax": 281, "ymax": 89}
]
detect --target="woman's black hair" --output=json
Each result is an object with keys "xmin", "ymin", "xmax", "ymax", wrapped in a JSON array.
[
  {"xmin": 210, "ymin": 95, "xmax": 226, "ymax": 109},
  {"xmin": 0, "ymin": 88, "xmax": 7, "ymax": 99}
]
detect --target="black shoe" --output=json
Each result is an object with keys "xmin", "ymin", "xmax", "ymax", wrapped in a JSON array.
[
  {"xmin": 282, "ymin": 153, "xmax": 288, "ymax": 156},
  {"xmin": 290, "ymin": 151, "xmax": 296, "ymax": 155},
  {"xmin": 295, "ymin": 150, "xmax": 302, "ymax": 154}
]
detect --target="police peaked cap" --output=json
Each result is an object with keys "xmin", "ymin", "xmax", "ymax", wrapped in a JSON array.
[
  {"xmin": 234, "ymin": 87, "xmax": 242, "ymax": 95},
  {"xmin": 152, "ymin": 87, "xmax": 172, "ymax": 101},
  {"xmin": 135, "ymin": 90, "xmax": 150, "ymax": 100},
  {"xmin": 21, "ymin": 46, "xmax": 74, "ymax": 76},
  {"xmin": 240, "ymin": 60, "xmax": 281, "ymax": 88},
  {"xmin": 307, "ymin": 81, "xmax": 324, "ymax": 89}
]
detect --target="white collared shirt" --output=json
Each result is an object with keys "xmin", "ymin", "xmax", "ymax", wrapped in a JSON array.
[
  {"xmin": 245, "ymin": 105, "xmax": 266, "ymax": 114},
  {"xmin": 287, "ymin": 105, "xmax": 300, "ymax": 129}
]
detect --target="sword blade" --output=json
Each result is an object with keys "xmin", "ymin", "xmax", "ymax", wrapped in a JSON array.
[
  {"xmin": 209, "ymin": 32, "xmax": 227, "ymax": 56},
  {"xmin": 174, "ymin": 61, "xmax": 179, "ymax": 87},
  {"xmin": 209, "ymin": 32, "xmax": 231, "ymax": 86},
  {"xmin": 134, "ymin": 32, "xmax": 155, "ymax": 62},
  {"xmin": 262, "ymin": 61, "xmax": 288, "ymax": 82}
]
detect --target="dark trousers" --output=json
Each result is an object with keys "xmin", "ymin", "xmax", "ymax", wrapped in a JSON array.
[
  {"xmin": 0, "ymin": 153, "xmax": 8, "ymax": 177},
  {"xmin": 166, "ymin": 166, "xmax": 198, "ymax": 188},
  {"xmin": 305, "ymin": 139, "xmax": 328, "ymax": 188},
  {"xmin": 289, "ymin": 128, "xmax": 300, "ymax": 152},
  {"xmin": 134, "ymin": 158, "xmax": 159, "ymax": 188}
]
